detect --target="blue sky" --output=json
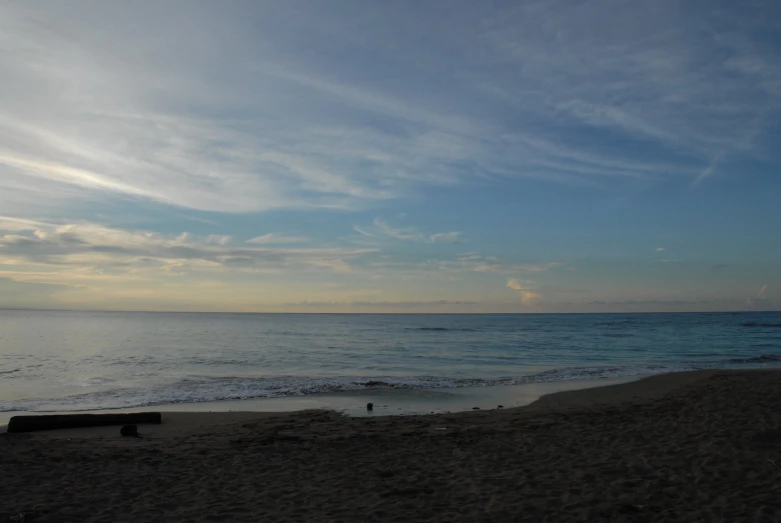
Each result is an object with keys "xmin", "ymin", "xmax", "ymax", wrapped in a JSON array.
[{"xmin": 0, "ymin": 0, "xmax": 778, "ymax": 312}]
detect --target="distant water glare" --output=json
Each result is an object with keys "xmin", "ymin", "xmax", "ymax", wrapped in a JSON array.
[{"xmin": 1, "ymin": 311, "xmax": 779, "ymax": 412}]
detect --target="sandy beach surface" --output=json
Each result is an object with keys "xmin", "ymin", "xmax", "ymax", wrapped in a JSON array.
[{"xmin": 2, "ymin": 369, "xmax": 780, "ymax": 522}]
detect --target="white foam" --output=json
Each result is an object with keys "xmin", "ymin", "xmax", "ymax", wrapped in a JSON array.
[{"xmin": 3, "ymin": 357, "xmax": 779, "ymax": 413}]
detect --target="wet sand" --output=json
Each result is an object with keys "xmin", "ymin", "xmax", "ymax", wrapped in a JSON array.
[
  {"xmin": 2, "ymin": 369, "xmax": 781, "ymax": 522},
  {"xmin": 0, "ymin": 374, "xmax": 641, "ymax": 427}
]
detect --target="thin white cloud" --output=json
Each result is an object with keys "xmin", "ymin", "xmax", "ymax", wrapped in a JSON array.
[
  {"xmin": 363, "ymin": 253, "xmax": 563, "ymax": 280},
  {"xmin": 506, "ymin": 279, "xmax": 528, "ymax": 292},
  {"xmin": 1, "ymin": 0, "xmax": 776, "ymax": 220},
  {"xmin": 451, "ymin": 253, "xmax": 562, "ymax": 275},
  {"xmin": 352, "ymin": 225, "xmax": 375, "ymax": 237},
  {"xmin": 0, "ymin": 153, "xmax": 155, "ymax": 198},
  {"xmin": 0, "ymin": 216, "xmax": 52, "ymax": 231},
  {"xmin": 429, "ymin": 232, "xmax": 462, "ymax": 244},
  {"xmin": 371, "ymin": 218, "xmax": 462, "ymax": 244},
  {"xmin": 693, "ymin": 152, "xmax": 724, "ymax": 186},
  {"xmin": 743, "ymin": 284, "xmax": 770, "ymax": 310},
  {"xmin": 205, "ymin": 235, "xmax": 232, "ymax": 246}
]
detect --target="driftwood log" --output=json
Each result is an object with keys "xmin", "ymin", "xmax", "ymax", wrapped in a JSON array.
[{"xmin": 7, "ymin": 412, "xmax": 162, "ymax": 433}]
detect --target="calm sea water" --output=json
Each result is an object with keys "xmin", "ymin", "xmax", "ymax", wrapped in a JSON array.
[{"xmin": 1, "ymin": 310, "xmax": 779, "ymax": 413}]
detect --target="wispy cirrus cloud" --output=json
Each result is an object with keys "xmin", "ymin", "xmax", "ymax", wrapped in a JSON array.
[
  {"xmin": 449, "ymin": 253, "xmax": 562, "ymax": 275},
  {"xmin": 360, "ymin": 252, "xmax": 564, "ymax": 282},
  {"xmin": 1, "ymin": 0, "xmax": 778, "ymax": 221},
  {"xmin": 246, "ymin": 233, "xmax": 310, "ymax": 245},
  {"xmin": 369, "ymin": 218, "xmax": 462, "ymax": 244}
]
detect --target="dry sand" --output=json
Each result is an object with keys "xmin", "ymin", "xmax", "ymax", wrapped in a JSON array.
[{"xmin": 2, "ymin": 369, "xmax": 781, "ymax": 522}]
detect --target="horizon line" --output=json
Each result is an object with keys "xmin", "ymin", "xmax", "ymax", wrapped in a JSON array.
[{"xmin": 0, "ymin": 307, "xmax": 776, "ymax": 315}]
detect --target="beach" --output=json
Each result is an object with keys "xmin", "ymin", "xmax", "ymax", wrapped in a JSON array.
[{"xmin": 2, "ymin": 369, "xmax": 780, "ymax": 522}]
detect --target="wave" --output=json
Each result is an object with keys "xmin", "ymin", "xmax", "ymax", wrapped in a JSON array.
[
  {"xmin": 0, "ymin": 370, "xmax": 635, "ymax": 412},
  {"xmin": 3, "ymin": 352, "xmax": 780, "ymax": 413},
  {"xmin": 742, "ymin": 322, "xmax": 781, "ymax": 328},
  {"xmin": 727, "ymin": 354, "xmax": 781, "ymax": 364},
  {"xmin": 407, "ymin": 327, "xmax": 479, "ymax": 332}
]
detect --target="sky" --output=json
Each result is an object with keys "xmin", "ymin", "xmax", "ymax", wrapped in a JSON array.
[{"xmin": 0, "ymin": 0, "xmax": 779, "ymax": 313}]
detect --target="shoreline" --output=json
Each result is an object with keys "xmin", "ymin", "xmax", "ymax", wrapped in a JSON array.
[
  {"xmin": 0, "ymin": 373, "xmax": 646, "ymax": 429},
  {"xmin": 1, "ymin": 369, "xmax": 724, "ymax": 438},
  {"xmin": 1, "ymin": 365, "xmax": 777, "ymax": 430},
  {"xmin": 3, "ymin": 368, "xmax": 781, "ymax": 521}
]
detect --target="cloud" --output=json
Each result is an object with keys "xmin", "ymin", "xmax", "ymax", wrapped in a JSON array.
[
  {"xmin": 246, "ymin": 233, "xmax": 310, "ymax": 245},
  {"xmin": 428, "ymin": 232, "xmax": 463, "ymax": 244},
  {"xmin": 521, "ymin": 293, "xmax": 542, "ymax": 306},
  {"xmin": 0, "ymin": 219, "xmax": 373, "ymax": 276},
  {"xmin": 451, "ymin": 254, "xmax": 561, "ymax": 275},
  {"xmin": 693, "ymin": 153, "xmax": 724, "ymax": 185},
  {"xmin": 1, "ymin": 0, "xmax": 777, "ymax": 221},
  {"xmin": 289, "ymin": 300, "xmax": 478, "ymax": 309},
  {"xmin": 352, "ymin": 226, "xmax": 374, "ymax": 237},
  {"xmin": 370, "ymin": 218, "xmax": 462, "ymax": 244},
  {"xmin": 368, "ymin": 253, "xmax": 564, "ymax": 280},
  {"xmin": 359, "ymin": 253, "xmax": 564, "ymax": 282},
  {"xmin": 506, "ymin": 278, "xmax": 542, "ymax": 305},
  {"xmin": 746, "ymin": 284, "xmax": 770, "ymax": 309},
  {"xmin": 0, "ymin": 217, "xmax": 567, "ymax": 311},
  {"xmin": 0, "ymin": 2, "xmax": 777, "ymax": 314},
  {"xmin": 506, "ymin": 279, "xmax": 528, "ymax": 292},
  {"xmin": 205, "ymin": 235, "xmax": 232, "ymax": 246},
  {"xmin": 0, "ymin": 216, "xmax": 54, "ymax": 232},
  {"xmin": 655, "ymin": 247, "xmax": 666, "ymax": 252}
]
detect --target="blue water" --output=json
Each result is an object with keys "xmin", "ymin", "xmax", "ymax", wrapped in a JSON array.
[{"xmin": 0, "ymin": 310, "xmax": 779, "ymax": 412}]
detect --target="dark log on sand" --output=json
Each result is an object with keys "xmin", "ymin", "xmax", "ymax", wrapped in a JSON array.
[{"xmin": 7, "ymin": 412, "xmax": 162, "ymax": 433}]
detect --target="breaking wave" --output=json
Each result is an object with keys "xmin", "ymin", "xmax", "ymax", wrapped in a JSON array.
[{"xmin": 3, "ymin": 353, "xmax": 780, "ymax": 413}]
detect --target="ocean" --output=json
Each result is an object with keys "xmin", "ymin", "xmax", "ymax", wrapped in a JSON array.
[{"xmin": 1, "ymin": 310, "xmax": 780, "ymax": 416}]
